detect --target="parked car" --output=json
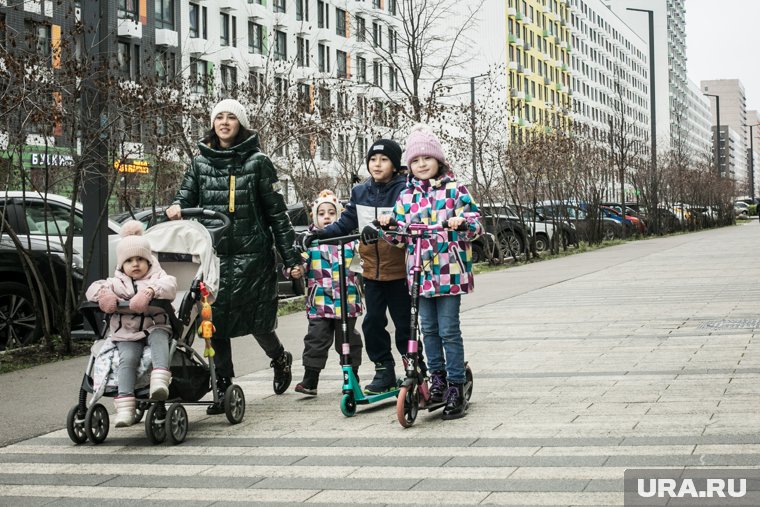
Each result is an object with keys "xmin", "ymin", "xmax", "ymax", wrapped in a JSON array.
[
  {"xmin": 600, "ymin": 205, "xmax": 644, "ymax": 235},
  {"xmin": 1, "ymin": 192, "xmax": 122, "ymax": 270},
  {"xmin": 112, "ymin": 203, "xmax": 309, "ymax": 298},
  {"xmin": 0, "ymin": 235, "xmax": 84, "ymax": 350},
  {"xmin": 477, "ymin": 207, "xmax": 530, "ymax": 258},
  {"xmin": 511, "ymin": 205, "xmax": 578, "ymax": 252},
  {"xmin": 534, "ymin": 203, "xmax": 622, "ymax": 242}
]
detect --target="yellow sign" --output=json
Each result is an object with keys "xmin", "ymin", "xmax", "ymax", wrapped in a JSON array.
[{"xmin": 115, "ymin": 159, "xmax": 150, "ymax": 174}]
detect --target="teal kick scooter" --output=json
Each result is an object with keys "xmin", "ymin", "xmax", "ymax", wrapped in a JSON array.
[{"xmin": 310, "ymin": 234, "xmax": 400, "ymax": 416}]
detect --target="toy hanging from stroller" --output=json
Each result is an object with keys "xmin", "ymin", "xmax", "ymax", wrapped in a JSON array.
[{"xmin": 66, "ymin": 209, "xmax": 246, "ymax": 445}]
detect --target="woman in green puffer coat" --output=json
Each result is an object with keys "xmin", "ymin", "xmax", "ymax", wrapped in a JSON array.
[{"xmin": 166, "ymin": 99, "xmax": 303, "ymax": 414}]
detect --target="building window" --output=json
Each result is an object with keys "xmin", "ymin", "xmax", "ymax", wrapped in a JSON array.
[
  {"xmin": 319, "ymin": 87, "xmax": 331, "ymax": 115},
  {"xmin": 357, "ymin": 96, "xmax": 366, "ymax": 117},
  {"xmin": 357, "ymin": 136, "xmax": 367, "ymax": 159},
  {"xmin": 355, "ymin": 16, "xmax": 365, "ymax": 42},
  {"xmin": 296, "ymin": 0, "xmax": 309, "ymax": 21},
  {"xmin": 221, "ymin": 64, "xmax": 238, "ymax": 94},
  {"xmin": 220, "ymin": 13, "xmax": 230, "ymax": 46},
  {"xmin": 117, "ymin": 40, "xmax": 140, "ymax": 81},
  {"xmin": 118, "ymin": 0, "xmax": 138, "ymax": 21},
  {"xmin": 388, "ymin": 27, "xmax": 397, "ymax": 53},
  {"xmin": 373, "ymin": 60, "xmax": 383, "ymax": 87},
  {"xmin": 318, "ymin": 43, "xmax": 330, "ymax": 73},
  {"xmin": 320, "ymin": 137, "xmax": 332, "ymax": 160},
  {"xmin": 249, "ymin": 70, "xmax": 263, "ymax": 101},
  {"xmin": 357, "ymin": 56, "xmax": 366, "ymax": 83},
  {"xmin": 336, "ymin": 8, "xmax": 347, "ymax": 37},
  {"xmin": 373, "ymin": 0, "xmax": 381, "ymax": 8},
  {"xmin": 189, "ymin": 3, "xmax": 207, "ymax": 39},
  {"xmin": 155, "ymin": 0, "xmax": 174, "ymax": 29},
  {"xmin": 388, "ymin": 67, "xmax": 397, "ymax": 91},
  {"xmin": 317, "ymin": 0, "xmax": 329, "ymax": 29},
  {"xmin": 372, "ymin": 21, "xmax": 382, "ymax": 48},
  {"xmin": 336, "ymin": 92, "xmax": 347, "ymax": 114},
  {"xmin": 373, "ymin": 99, "xmax": 385, "ymax": 125},
  {"xmin": 336, "ymin": 50, "xmax": 347, "ymax": 78},
  {"xmin": 297, "ymin": 36, "xmax": 310, "ymax": 67},
  {"xmin": 274, "ymin": 30, "xmax": 287, "ymax": 60},
  {"xmin": 155, "ymin": 51, "xmax": 176, "ymax": 85},
  {"xmin": 297, "ymin": 83, "xmax": 311, "ymax": 112},
  {"xmin": 273, "ymin": 0, "xmax": 286, "ymax": 13},
  {"xmin": 248, "ymin": 21, "xmax": 264, "ymax": 54},
  {"xmin": 25, "ymin": 21, "xmax": 51, "ymax": 58},
  {"xmin": 190, "ymin": 58, "xmax": 208, "ymax": 94},
  {"xmin": 388, "ymin": 0, "xmax": 397, "ymax": 15}
]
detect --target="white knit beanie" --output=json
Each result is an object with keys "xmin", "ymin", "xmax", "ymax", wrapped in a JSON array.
[
  {"xmin": 311, "ymin": 190, "xmax": 344, "ymax": 225},
  {"xmin": 210, "ymin": 98, "xmax": 250, "ymax": 129},
  {"xmin": 116, "ymin": 220, "xmax": 153, "ymax": 269}
]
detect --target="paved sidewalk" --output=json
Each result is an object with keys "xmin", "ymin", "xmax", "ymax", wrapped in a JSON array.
[{"xmin": 0, "ymin": 225, "xmax": 759, "ymax": 506}]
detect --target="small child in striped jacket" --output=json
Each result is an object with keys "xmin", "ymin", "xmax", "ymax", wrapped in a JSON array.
[{"xmin": 291, "ymin": 190, "xmax": 364, "ymax": 395}]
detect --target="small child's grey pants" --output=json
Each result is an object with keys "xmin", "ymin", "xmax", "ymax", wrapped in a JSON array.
[{"xmin": 115, "ymin": 329, "xmax": 170, "ymax": 396}]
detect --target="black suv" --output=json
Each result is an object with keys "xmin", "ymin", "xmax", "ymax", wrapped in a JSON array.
[{"xmin": 0, "ymin": 236, "xmax": 84, "ymax": 350}]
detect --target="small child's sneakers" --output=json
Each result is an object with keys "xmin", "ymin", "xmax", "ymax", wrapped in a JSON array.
[{"xmin": 295, "ymin": 368, "xmax": 320, "ymax": 396}]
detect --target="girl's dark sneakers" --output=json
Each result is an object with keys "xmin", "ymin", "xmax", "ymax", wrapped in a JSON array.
[
  {"xmin": 295, "ymin": 368, "xmax": 320, "ymax": 396},
  {"xmin": 441, "ymin": 383, "xmax": 467, "ymax": 420},
  {"xmin": 429, "ymin": 371, "xmax": 447, "ymax": 403},
  {"xmin": 271, "ymin": 351, "xmax": 293, "ymax": 394}
]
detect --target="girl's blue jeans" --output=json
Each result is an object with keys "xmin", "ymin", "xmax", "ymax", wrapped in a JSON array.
[{"xmin": 419, "ymin": 295, "xmax": 465, "ymax": 384}]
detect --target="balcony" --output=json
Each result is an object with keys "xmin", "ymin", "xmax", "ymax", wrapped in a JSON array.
[
  {"xmin": 218, "ymin": 0, "xmax": 237, "ymax": 11},
  {"xmin": 117, "ymin": 18, "xmax": 142, "ymax": 39},
  {"xmin": 187, "ymin": 37, "xmax": 208, "ymax": 56},
  {"xmin": 523, "ymin": 15, "xmax": 532, "ymax": 25},
  {"xmin": 155, "ymin": 28, "xmax": 178, "ymax": 47},
  {"xmin": 508, "ymin": 61, "xmax": 519, "ymax": 71},
  {"xmin": 507, "ymin": 7, "xmax": 517, "ymax": 17},
  {"xmin": 246, "ymin": 53, "xmax": 265, "ymax": 69},
  {"xmin": 246, "ymin": 2, "xmax": 267, "ymax": 19}
]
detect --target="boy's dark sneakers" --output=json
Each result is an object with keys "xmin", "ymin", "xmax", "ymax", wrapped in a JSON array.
[
  {"xmin": 206, "ymin": 376, "xmax": 232, "ymax": 415},
  {"xmin": 295, "ymin": 367, "xmax": 320, "ymax": 396},
  {"xmin": 271, "ymin": 351, "xmax": 293, "ymax": 394},
  {"xmin": 429, "ymin": 370, "xmax": 447, "ymax": 403},
  {"xmin": 441, "ymin": 383, "xmax": 467, "ymax": 420},
  {"xmin": 363, "ymin": 361, "xmax": 397, "ymax": 394}
]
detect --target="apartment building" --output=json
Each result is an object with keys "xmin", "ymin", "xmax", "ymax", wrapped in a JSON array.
[
  {"xmin": 605, "ymin": 0, "xmax": 691, "ymax": 154},
  {"xmin": 0, "ymin": 0, "xmax": 402, "ymax": 201},
  {"xmin": 680, "ymin": 79, "xmax": 712, "ymax": 162},
  {"xmin": 506, "ymin": 0, "xmax": 573, "ymax": 141},
  {"xmin": 567, "ymin": 0, "xmax": 650, "ymax": 147},
  {"xmin": 701, "ymin": 79, "xmax": 749, "ymax": 183}
]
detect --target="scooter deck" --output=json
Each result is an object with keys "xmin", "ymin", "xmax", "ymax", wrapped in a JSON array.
[{"xmin": 341, "ymin": 366, "xmax": 400, "ymax": 405}]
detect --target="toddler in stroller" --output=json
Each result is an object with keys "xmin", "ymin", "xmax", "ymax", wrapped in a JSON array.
[{"xmin": 67, "ymin": 209, "xmax": 245, "ymax": 445}]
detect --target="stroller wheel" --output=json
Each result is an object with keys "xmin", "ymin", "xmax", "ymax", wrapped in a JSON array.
[
  {"xmin": 66, "ymin": 405, "xmax": 88, "ymax": 444},
  {"xmin": 134, "ymin": 401, "xmax": 149, "ymax": 424},
  {"xmin": 224, "ymin": 385, "xmax": 245, "ymax": 425},
  {"xmin": 166, "ymin": 403, "xmax": 188, "ymax": 444},
  {"xmin": 84, "ymin": 404, "xmax": 109, "ymax": 444},
  {"xmin": 145, "ymin": 404, "xmax": 167, "ymax": 444}
]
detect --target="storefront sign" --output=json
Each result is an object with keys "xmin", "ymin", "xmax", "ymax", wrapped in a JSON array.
[
  {"xmin": 30, "ymin": 152, "xmax": 74, "ymax": 167},
  {"xmin": 115, "ymin": 159, "xmax": 150, "ymax": 174}
]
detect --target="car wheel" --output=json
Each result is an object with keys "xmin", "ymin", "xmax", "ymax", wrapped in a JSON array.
[
  {"xmin": 498, "ymin": 230, "xmax": 524, "ymax": 259},
  {"xmin": 602, "ymin": 224, "xmax": 617, "ymax": 241},
  {"xmin": 0, "ymin": 282, "xmax": 42, "ymax": 351},
  {"xmin": 471, "ymin": 241, "xmax": 485, "ymax": 264},
  {"xmin": 534, "ymin": 233, "xmax": 550, "ymax": 253}
]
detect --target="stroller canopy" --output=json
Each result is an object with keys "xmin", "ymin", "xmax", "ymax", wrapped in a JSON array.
[{"xmin": 144, "ymin": 220, "xmax": 220, "ymax": 298}]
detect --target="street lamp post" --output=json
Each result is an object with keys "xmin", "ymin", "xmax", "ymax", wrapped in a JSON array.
[
  {"xmin": 470, "ymin": 73, "xmax": 489, "ymax": 195},
  {"xmin": 744, "ymin": 123, "xmax": 760, "ymax": 201},
  {"xmin": 626, "ymin": 8, "xmax": 657, "ymax": 233},
  {"xmin": 704, "ymin": 93, "xmax": 721, "ymax": 177}
]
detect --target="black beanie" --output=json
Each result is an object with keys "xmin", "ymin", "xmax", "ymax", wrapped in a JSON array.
[{"xmin": 366, "ymin": 138, "xmax": 403, "ymax": 172}]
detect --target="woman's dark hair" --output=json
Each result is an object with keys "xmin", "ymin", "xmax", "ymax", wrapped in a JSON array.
[{"xmin": 202, "ymin": 126, "xmax": 255, "ymax": 150}]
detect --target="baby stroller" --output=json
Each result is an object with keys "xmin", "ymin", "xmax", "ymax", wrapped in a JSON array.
[{"xmin": 66, "ymin": 209, "xmax": 245, "ymax": 445}]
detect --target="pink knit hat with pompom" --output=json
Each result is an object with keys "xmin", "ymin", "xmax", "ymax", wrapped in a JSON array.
[
  {"xmin": 116, "ymin": 220, "xmax": 152, "ymax": 269},
  {"xmin": 404, "ymin": 123, "xmax": 447, "ymax": 167}
]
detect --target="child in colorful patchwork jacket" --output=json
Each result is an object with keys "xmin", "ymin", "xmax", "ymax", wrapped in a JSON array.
[
  {"xmin": 378, "ymin": 124, "xmax": 482, "ymax": 420},
  {"xmin": 85, "ymin": 220, "xmax": 178, "ymax": 427},
  {"xmin": 292, "ymin": 190, "xmax": 364, "ymax": 395}
]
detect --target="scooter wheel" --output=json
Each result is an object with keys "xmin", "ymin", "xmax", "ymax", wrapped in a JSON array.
[
  {"xmin": 66, "ymin": 405, "xmax": 88, "ymax": 444},
  {"xmin": 340, "ymin": 394, "xmax": 357, "ymax": 417},
  {"xmin": 397, "ymin": 385, "xmax": 418, "ymax": 428},
  {"xmin": 464, "ymin": 365, "xmax": 474, "ymax": 401},
  {"xmin": 224, "ymin": 384, "xmax": 246, "ymax": 424}
]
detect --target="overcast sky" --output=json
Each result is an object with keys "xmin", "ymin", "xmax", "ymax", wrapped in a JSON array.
[{"xmin": 685, "ymin": 0, "xmax": 760, "ymax": 113}]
